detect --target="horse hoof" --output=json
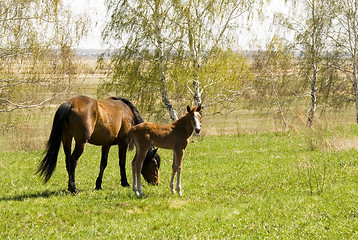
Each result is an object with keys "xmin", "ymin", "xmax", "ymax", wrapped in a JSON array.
[
  {"xmin": 68, "ymin": 188, "xmax": 78, "ymax": 194},
  {"xmin": 134, "ymin": 191, "xmax": 142, "ymax": 197},
  {"xmin": 176, "ymin": 187, "xmax": 182, "ymax": 196},
  {"xmin": 121, "ymin": 182, "xmax": 130, "ymax": 187},
  {"xmin": 133, "ymin": 189, "xmax": 144, "ymax": 197},
  {"xmin": 95, "ymin": 182, "xmax": 102, "ymax": 190}
]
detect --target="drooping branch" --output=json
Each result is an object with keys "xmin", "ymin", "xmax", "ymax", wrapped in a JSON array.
[{"xmin": 0, "ymin": 86, "xmax": 70, "ymax": 112}]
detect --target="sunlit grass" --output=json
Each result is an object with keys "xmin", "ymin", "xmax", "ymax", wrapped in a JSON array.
[{"xmin": 1, "ymin": 128, "xmax": 358, "ymax": 238}]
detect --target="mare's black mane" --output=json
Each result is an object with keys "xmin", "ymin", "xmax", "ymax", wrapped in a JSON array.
[
  {"xmin": 111, "ymin": 97, "xmax": 160, "ymax": 168},
  {"xmin": 110, "ymin": 97, "xmax": 144, "ymax": 125}
]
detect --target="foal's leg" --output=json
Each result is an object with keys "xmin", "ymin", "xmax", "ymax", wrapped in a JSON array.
[
  {"xmin": 169, "ymin": 151, "xmax": 177, "ymax": 194},
  {"xmin": 67, "ymin": 142, "xmax": 86, "ymax": 193},
  {"xmin": 132, "ymin": 148, "xmax": 147, "ymax": 196},
  {"xmin": 131, "ymin": 152, "xmax": 143, "ymax": 196},
  {"xmin": 95, "ymin": 145, "xmax": 110, "ymax": 190},
  {"xmin": 131, "ymin": 152, "xmax": 138, "ymax": 195},
  {"xmin": 170, "ymin": 148, "xmax": 184, "ymax": 196},
  {"xmin": 118, "ymin": 141, "xmax": 130, "ymax": 187}
]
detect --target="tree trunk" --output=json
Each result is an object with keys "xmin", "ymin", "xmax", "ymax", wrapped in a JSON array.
[
  {"xmin": 160, "ymin": 85, "xmax": 178, "ymax": 121},
  {"xmin": 353, "ymin": 61, "xmax": 358, "ymax": 123},
  {"xmin": 187, "ymin": 15, "xmax": 202, "ymax": 108},
  {"xmin": 353, "ymin": 0, "xmax": 358, "ymax": 123},
  {"xmin": 155, "ymin": 1, "xmax": 178, "ymax": 121},
  {"xmin": 307, "ymin": 65, "xmax": 317, "ymax": 127},
  {"xmin": 192, "ymin": 58, "xmax": 202, "ymax": 108},
  {"xmin": 272, "ymin": 82, "xmax": 288, "ymax": 129},
  {"xmin": 307, "ymin": 0, "xmax": 317, "ymax": 128}
]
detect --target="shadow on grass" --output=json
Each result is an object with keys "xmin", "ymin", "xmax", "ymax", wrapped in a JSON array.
[{"xmin": 0, "ymin": 189, "xmax": 69, "ymax": 202}]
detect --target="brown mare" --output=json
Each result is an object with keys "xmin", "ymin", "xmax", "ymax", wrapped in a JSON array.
[
  {"xmin": 129, "ymin": 105, "xmax": 201, "ymax": 196},
  {"xmin": 37, "ymin": 95, "xmax": 161, "ymax": 193}
]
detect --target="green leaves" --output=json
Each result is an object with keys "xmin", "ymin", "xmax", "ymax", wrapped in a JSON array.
[
  {"xmin": 0, "ymin": 0, "xmax": 89, "ymax": 112},
  {"xmin": 101, "ymin": 0, "xmax": 258, "ymax": 118}
]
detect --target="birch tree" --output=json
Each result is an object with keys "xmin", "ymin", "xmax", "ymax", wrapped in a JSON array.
[
  {"xmin": 0, "ymin": 0, "xmax": 88, "ymax": 112},
  {"xmin": 249, "ymin": 37, "xmax": 296, "ymax": 129},
  {"xmin": 102, "ymin": 0, "xmax": 259, "ymax": 119},
  {"xmin": 276, "ymin": 0, "xmax": 333, "ymax": 127},
  {"xmin": 331, "ymin": 0, "xmax": 358, "ymax": 123},
  {"xmin": 102, "ymin": 0, "xmax": 179, "ymax": 120},
  {"xmin": 172, "ymin": 0, "xmax": 256, "ymax": 108},
  {"xmin": 154, "ymin": 0, "xmax": 178, "ymax": 120}
]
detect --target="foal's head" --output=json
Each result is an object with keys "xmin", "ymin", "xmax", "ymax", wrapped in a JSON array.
[
  {"xmin": 141, "ymin": 147, "xmax": 161, "ymax": 185},
  {"xmin": 187, "ymin": 105, "xmax": 202, "ymax": 134}
]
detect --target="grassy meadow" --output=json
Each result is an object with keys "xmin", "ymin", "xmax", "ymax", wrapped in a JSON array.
[
  {"xmin": 2, "ymin": 58, "xmax": 358, "ymax": 239},
  {"xmin": 1, "ymin": 125, "xmax": 358, "ymax": 239}
]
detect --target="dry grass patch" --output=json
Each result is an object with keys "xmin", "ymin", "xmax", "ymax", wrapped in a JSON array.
[{"xmin": 168, "ymin": 199, "xmax": 192, "ymax": 209}]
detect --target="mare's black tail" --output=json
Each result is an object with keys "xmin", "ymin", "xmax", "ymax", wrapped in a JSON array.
[{"xmin": 37, "ymin": 102, "xmax": 72, "ymax": 182}]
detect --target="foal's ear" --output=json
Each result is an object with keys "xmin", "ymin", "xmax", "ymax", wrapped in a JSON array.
[
  {"xmin": 187, "ymin": 105, "xmax": 191, "ymax": 113},
  {"xmin": 196, "ymin": 104, "xmax": 202, "ymax": 112}
]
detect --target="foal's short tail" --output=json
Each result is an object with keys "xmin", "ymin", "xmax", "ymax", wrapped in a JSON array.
[
  {"xmin": 37, "ymin": 102, "xmax": 72, "ymax": 182},
  {"xmin": 128, "ymin": 129, "xmax": 135, "ymax": 151}
]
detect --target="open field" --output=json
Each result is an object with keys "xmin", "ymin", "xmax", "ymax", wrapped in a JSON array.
[
  {"xmin": 1, "ymin": 56, "xmax": 357, "ymax": 152},
  {"xmin": 2, "ymin": 57, "xmax": 358, "ymax": 238},
  {"xmin": 1, "ymin": 90, "xmax": 357, "ymax": 152},
  {"xmin": 1, "ymin": 127, "xmax": 358, "ymax": 238}
]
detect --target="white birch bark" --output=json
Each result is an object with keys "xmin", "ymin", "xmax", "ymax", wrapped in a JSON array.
[{"xmin": 155, "ymin": 0, "xmax": 178, "ymax": 121}]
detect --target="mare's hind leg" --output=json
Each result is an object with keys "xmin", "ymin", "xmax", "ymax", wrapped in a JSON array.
[
  {"xmin": 62, "ymin": 128, "xmax": 73, "ymax": 191},
  {"xmin": 118, "ymin": 141, "xmax": 130, "ymax": 187},
  {"xmin": 95, "ymin": 145, "xmax": 110, "ymax": 190},
  {"xmin": 67, "ymin": 142, "xmax": 86, "ymax": 193}
]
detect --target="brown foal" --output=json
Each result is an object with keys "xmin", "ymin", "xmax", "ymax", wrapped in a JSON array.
[{"xmin": 130, "ymin": 105, "xmax": 202, "ymax": 196}]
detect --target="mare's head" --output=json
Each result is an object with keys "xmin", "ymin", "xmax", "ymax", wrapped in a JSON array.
[
  {"xmin": 141, "ymin": 147, "xmax": 161, "ymax": 185},
  {"xmin": 187, "ymin": 105, "xmax": 202, "ymax": 134}
]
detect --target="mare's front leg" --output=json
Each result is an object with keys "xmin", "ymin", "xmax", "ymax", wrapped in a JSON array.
[
  {"xmin": 170, "ymin": 148, "xmax": 184, "ymax": 196},
  {"xmin": 95, "ymin": 145, "xmax": 110, "ymax": 190},
  {"xmin": 67, "ymin": 142, "xmax": 85, "ymax": 194},
  {"xmin": 118, "ymin": 142, "xmax": 130, "ymax": 187}
]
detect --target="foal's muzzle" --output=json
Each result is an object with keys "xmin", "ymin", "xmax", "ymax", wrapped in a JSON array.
[{"xmin": 195, "ymin": 128, "xmax": 201, "ymax": 134}]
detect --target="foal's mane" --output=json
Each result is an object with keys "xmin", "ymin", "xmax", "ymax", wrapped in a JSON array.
[
  {"xmin": 174, "ymin": 106, "xmax": 197, "ymax": 125},
  {"xmin": 173, "ymin": 112, "xmax": 189, "ymax": 125},
  {"xmin": 171, "ymin": 111, "xmax": 195, "ymax": 136},
  {"xmin": 110, "ymin": 97, "xmax": 144, "ymax": 125}
]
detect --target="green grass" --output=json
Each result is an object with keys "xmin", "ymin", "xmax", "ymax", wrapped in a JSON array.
[{"xmin": 1, "ymin": 127, "xmax": 358, "ymax": 239}]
